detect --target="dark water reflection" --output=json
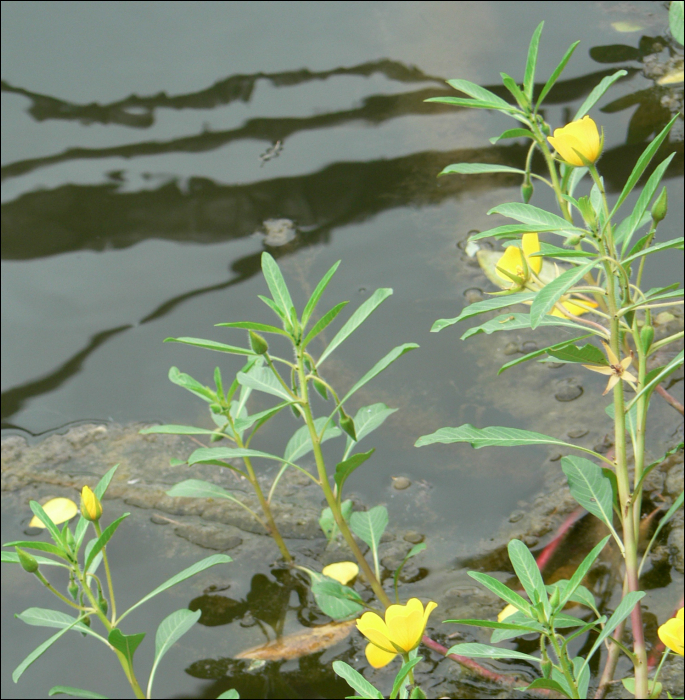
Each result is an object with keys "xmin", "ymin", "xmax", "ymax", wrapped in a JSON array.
[{"xmin": 1, "ymin": 1, "xmax": 683, "ymax": 698}]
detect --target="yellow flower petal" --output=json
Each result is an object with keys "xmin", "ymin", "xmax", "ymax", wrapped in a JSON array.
[
  {"xmin": 522, "ymin": 234, "xmax": 542, "ymax": 275},
  {"xmin": 495, "ymin": 233, "xmax": 540, "ymax": 286},
  {"xmin": 498, "ymin": 604, "xmax": 518, "ymax": 622},
  {"xmin": 582, "ymin": 364, "xmax": 614, "ymax": 375},
  {"xmin": 658, "ymin": 609, "xmax": 684, "ymax": 656},
  {"xmin": 80, "ymin": 485, "xmax": 102, "ymax": 522},
  {"xmin": 548, "ymin": 116, "xmax": 601, "ymax": 166},
  {"xmin": 28, "ymin": 497, "xmax": 78, "ymax": 528},
  {"xmin": 356, "ymin": 612, "xmax": 395, "ymax": 653},
  {"xmin": 386, "ymin": 607, "xmax": 423, "ymax": 652},
  {"xmin": 322, "ymin": 561, "xmax": 359, "ymax": 585},
  {"xmin": 601, "ymin": 341, "xmax": 620, "ymax": 367},
  {"xmin": 550, "ymin": 298, "xmax": 599, "ymax": 317},
  {"xmin": 365, "ymin": 642, "xmax": 397, "ymax": 668}
]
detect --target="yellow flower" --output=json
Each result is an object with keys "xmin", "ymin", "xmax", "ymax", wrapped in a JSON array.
[
  {"xmin": 356, "ymin": 598, "xmax": 437, "ymax": 668},
  {"xmin": 495, "ymin": 233, "xmax": 543, "ymax": 288},
  {"xmin": 80, "ymin": 486, "xmax": 103, "ymax": 522},
  {"xmin": 322, "ymin": 561, "xmax": 359, "ymax": 586},
  {"xmin": 583, "ymin": 341, "xmax": 637, "ymax": 395},
  {"xmin": 548, "ymin": 116, "xmax": 602, "ymax": 166},
  {"xmin": 658, "ymin": 608, "xmax": 684, "ymax": 656},
  {"xmin": 28, "ymin": 497, "xmax": 78, "ymax": 528},
  {"xmin": 498, "ymin": 604, "xmax": 518, "ymax": 621},
  {"xmin": 549, "ymin": 296, "xmax": 599, "ymax": 318}
]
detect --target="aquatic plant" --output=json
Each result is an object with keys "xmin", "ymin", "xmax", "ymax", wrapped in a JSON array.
[
  {"xmin": 1, "ymin": 465, "xmax": 236, "ymax": 699},
  {"xmin": 410, "ymin": 16, "xmax": 683, "ymax": 700}
]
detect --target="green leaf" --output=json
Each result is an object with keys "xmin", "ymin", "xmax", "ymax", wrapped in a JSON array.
[
  {"xmin": 258, "ymin": 294, "xmax": 287, "ymax": 323},
  {"xmin": 617, "ymin": 154, "xmax": 675, "ymax": 254},
  {"xmin": 535, "ymin": 242, "xmax": 595, "ymax": 259},
  {"xmin": 609, "ymin": 114, "xmax": 679, "ymax": 217},
  {"xmin": 28, "ymin": 501, "xmax": 66, "ymax": 550},
  {"xmin": 622, "ymin": 237, "xmax": 684, "ymax": 264},
  {"xmin": 234, "ymin": 401, "xmax": 293, "ymax": 433},
  {"xmin": 285, "ymin": 417, "xmax": 342, "ymax": 463},
  {"xmin": 488, "ymin": 202, "xmax": 577, "ymax": 231},
  {"xmin": 261, "ymin": 252, "xmax": 295, "ymax": 318},
  {"xmin": 347, "ymin": 403, "xmax": 398, "ymax": 447},
  {"xmin": 561, "ymin": 456, "xmax": 615, "ymax": 532},
  {"xmin": 339, "ymin": 344, "xmax": 419, "ymax": 406},
  {"xmin": 1, "ymin": 550, "xmax": 69, "ymax": 567},
  {"xmin": 446, "ymin": 642, "xmax": 540, "ymax": 664},
  {"xmin": 556, "ymin": 536, "xmax": 610, "ymax": 610},
  {"xmin": 311, "ymin": 580, "xmax": 364, "ymax": 620},
  {"xmin": 147, "ymin": 609, "xmax": 202, "ymax": 698},
  {"xmin": 525, "ymin": 679, "xmax": 571, "ymax": 696},
  {"xmin": 164, "ymin": 337, "xmax": 254, "ymax": 356},
  {"xmin": 573, "ymin": 69, "xmax": 627, "ymax": 120},
  {"xmin": 166, "ymin": 480, "xmax": 246, "ymax": 508},
  {"xmin": 439, "ymin": 163, "xmax": 526, "ymax": 177},
  {"xmin": 639, "ymin": 491, "xmax": 684, "ymax": 577},
  {"xmin": 460, "ymin": 312, "xmax": 599, "ymax": 340},
  {"xmin": 302, "ymin": 260, "xmax": 342, "ymax": 328},
  {"xmin": 168, "ymin": 367, "xmax": 217, "ymax": 403},
  {"xmin": 627, "ymin": 350, "xmax": 683, "ymax": 410},
  {"xmin": 547, "ymin": 343, "xmax": 607, "ymax": 365},
  {"xmin": 350, "ymin": 506, "xmax": 388, "ymax": 554},
  {"xmin": 335, "ymin": 450, "xmax": 375, "ymax": 495},
  {"xmin": 16, "ymin": 608, "xmax": 106, "ymax": 643},
  {"xmin": 319, "ymin": 500, "xmax": 353, "ymax": 541},
  {"xmin": 108, "ymin": 629, "xmax": 145, "ymax": 668},
  {"xmin": 469, "ymin": 223, "xmax": 571, "ymax": 241},
  {"xmin": 214, "ymin": 321, "xmax": 290, "ymax": 337},
  {"xmin": 431, "ymin": 292, "xmax": 536, "ymax": 331},
  {"xmin": 622, "ymin": 677, "xmax": 663, "ymax": 698},
  {"xmin": 84, "ymin": 514, "xmax": 130, "ymax": 574},
  {"xmin": 416, "ymin": 424, "xmax": 581, "ymax": 451},
  {"xmin": 467, "ymin": 572, "xmax": 533, "ymax": 617},
  {"xmin": 332, "ymin": 661, "xmax": 383, "ymax": 699},
  {"xmin": 302, "ymin": 301, "xmax": 350, "ymax": 348},
  {"xmin": 670, "ymin": 0, "xmax": 684, "ymax": 44},
  {"xmin": 410, "ymin": 687, "xmax": 427, "ymax": 699},
  {"xmin": 237, "ymin": 366, "xmax": 293, "ymax": 401},
  {"xmin": 139, "ymin": 424, "xmax": 218, "ymax": 436},
  {"xmin": 425, "ymin": 96, "xmax": 516, "ymax": 111},
  {"xmin": 508, "ymin": 540, "xmax": 548, "ymax": 613},
  {"xmin": 536, "ymin": 41, "xmax": 580, "ymax": 109},
  {"xmin": 445, "ymin": 79, "xmax": 513, "ymax": 109},
  {"xmin": 581, "ymin": 591, "xmax": 645, "ymax": 671},
  {"xmin": 48, "ymin": 686, "xmax": 109, "ymax": 698},
  {"xmin": 530, "ymin": 261, "xmax": 596, "ymax": 328},
  {"xmin": 390, "ymin": 657, "xmax": 423, "ymax": 700},
  {"xmin": 118, "ymin": 554, "xmax": 231, "ymax": 623},
  {"xmin": 498, "ymin": 334, "xmax": 593, "ymax": 374},
  {"xmin": 445, "ymin": 617, "xmax": 543, "ymax": 634},
  {"xmin": 318, "ymin": 289, "xmax": 393, "ymax": 364},
  {"xmin": 523, "ymin": 21, "xmax": 544, "ymax": 101},
  {"xmin": 489, "ymin": 611, "xmax": 545, "ymax": 642},
  {"xmin": 12, "ymin": 622, "xmax": 83, "ymax": 683},
  {"xmin": 501, "ymin": 73, "xmax": 529, "ymax": 110},
  {"xmin": 489, "ymin": 128, "xmax": 536, "ymax": 144},
  {"xmin": 2, "ymin": 540, "xmax": 71, "ymax": 561},
  {"xmin": 216, "ymin": 691, "xmax": 240, "ymax": 700}
]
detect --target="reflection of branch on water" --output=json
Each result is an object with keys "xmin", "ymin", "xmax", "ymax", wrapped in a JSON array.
[
  {"xmin": 0, "ymin": 59, "xmax": 446, "ymax": 129},
  {"xmin": 1, "ymin": 67, "xmax": 638, "ymax": 183},
  {"xmin": 0, "ymin": 325, "xmax": 131, "ymax": 427}
]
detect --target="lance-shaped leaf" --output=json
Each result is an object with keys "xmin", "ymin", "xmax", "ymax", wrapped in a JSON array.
[
  {"xmin": 3, "ymin": 540, "xmax": 71, "ymax": 561},
  {"xmin": 343, "ymin": 403, "xmax": 398, "ymax": 458},
  {"xmin": 350, "ymin": 505, "xmax": 388, "ymax": 574},
  {"xmin": 574, "ymin": 69, "xmax": 627, "ymax": 120},
  {"xmin": 530, "ymin": 260, "xmax": 596, "ymax": 328},
  {"xmin": 302, "ymin": 260, "xmax": 342, "ymax": 328},
  {"xmin": 84, "ymin": 513, "xmax": 130, "ymax": 573},
  {"xmin": 332, "ymin": 661, "xmax": 384, "ymax": 700},
  {"xmin": 622, "ymin": 237, "xmax": 684, "ymax": 264},
  {"xmin": 335, "ymin": 449, "xmax": 375, "ymax": 495},
  {"xmin": 489, "ymin": 128, "xmax": 536, "ymax": 144},
  {"xmin": 284, "ymin": 417, "xmax": 342, "ymax": 463},
  {"xmin": 609, "ymin": 113, "xmax": 678, "ymax": 217},
  {"xmin": 547, "ymin": 343, "xmax": 607, "ymax": 365},
  {"xmin": 469, "ymin": 223, "xmax": 568, "ymax": 241},
  {"xmin": 164, "ymin": 337, "xmax": 254, "ymax": 356},
  {"xmin": 234, "ymin": 401, "xmax": 293, "ymax": 433},
  {"xmin": 439, "ymin": 163, "xmax": 526, "ymax": 177},
  {"xmin": 501, "ymin": 72, "xmax": 530, "ymax": 110},
  {"xmin": 214, "ymin": 321, "xmax": 290, "ymax": 336},
  {"xmin": 166, "ymin": 480, "xmax": 246, "ymax": 508},
  {"xmin": 390, "ymin": 657, "xmax": 424, "ymax": 700},
  {"xmin": 168, "ymin": 367, "xmax": 217, "ymax": 403},
  {"xmin": 461, "ymin": 312, "xmax": 600, "ymax": 340},
  {"xmin": 318, "ymin": 288, "xmax": 393, "ymax": 364},
  {"xmin": 118, "ymin": 554, "xmax": 231, "ymax": 623},
  {"xmin": 1, "ymin": 550, "xmax": 69, "ymax": 567},
  {"xmin": 302, "ymin": 301, "xmax": 349, "ymax": 348},
  {"xmin": 523, "ymin": 21, "xmax": 544, "ymax": 101},
  {"xmin": 556, "ymin": 536, "xmax": 610, "ymax": 610},
  {"xmin": 16, "ymin": 608, "xmax": 106, "ymax": 643},
  {"xmin": 534, "ymin": 242, "xmax": 595, "ymax": 259},
  {"xmin": 237, "ymin": 366, "xmax": 294, "ymax": 401},
  {"xmin": 48, "ymin": 686, "xmax": 108, "ymax": 698},
  {"xmin": 508, "ymin": 540, "xmax": 548, "ymax": 613},
  {"xmin": 339, "ymin": 343, "xmax": 419, "ymax": 406},
  {"xmin": 537, "ymin": 40, "xmax": 580, "ymax": 108},
  {"xmin": 140, "ymin": 424, "xmax": 218, "ymax": 436},
  {"xmin": 28, "ymin": 501, "xmax": 66, "ymax": 550},
  {"xmin": 446, "ymin": 643, "xmax": 540, "ymax": 663},
  {"xmin": 425, "ymin": 96, "xmax": 519, "ymax": 112},
  {"xmin": 147, "ymin": 609, "xmax": 202, "ymax": 698},
  {"xmin": 561, "ymin": 456, "xmax": 615, "ymax": 532},
  {"xmin": 498, "ymin": 334, "xmax": 593, "ymax": 374},
  {"xmin": 445, "ymin": 79, "xmax": 513, "ymax": 109},
  {"xmin": 627, "ymin": 350, "xmax": 684, "ymax": 410},
  {"xmin": 431, "ymin": 291, "xmax": 536, "ymax": 331},
  {"xmin": 261, "ymin": 252, "xmax": 294, "ymax": 318},
  {"xmin": 488, "ymin": 202, "xmax": 578, "ymax": 231}
]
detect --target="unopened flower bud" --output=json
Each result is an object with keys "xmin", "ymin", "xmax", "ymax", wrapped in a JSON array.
[
  {"xmin": 210, "ymin": 432, "xmax": 223, "ymax": 442},
  {"xmin": 541, "ymin": 659, "xmax": 553, "ymax": 678},
  {"xmin": 521, "ymin": 180, "xmax": 534, "ymax": 204},
  {"xmin": 651, "ymin": 186, "xmax": 668, "ymax": 224},
  {"xmin": 549, "ymin": 586, "xmax": 561, "ymax": 609},
  {"xmin": 249, "ymin": 330, "xmax": 269, "ymax": 355},
  {"xmin": 640, "ymin": 325, "xmax": 655, "ymax": 353},
  {"xmin": 16, "ymin": 546, "xmax": 39, "ymax": 574},
  {"xmin": 339, "ymin": 412, "xmax": 357, "ymax": 441},
  {"xmin": 80, "ymin": 486, "xmax": 102, "ymax": 522}
]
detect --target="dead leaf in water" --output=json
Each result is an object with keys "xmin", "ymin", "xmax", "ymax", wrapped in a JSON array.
[{"xmin": 235, "ymin": 619, "xmax": 356, "ymax": 661}]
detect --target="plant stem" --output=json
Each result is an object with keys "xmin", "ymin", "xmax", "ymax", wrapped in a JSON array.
[
  {"xmin": 549, "ymin": 633, "xmax": 579, "ymax": 699},
  {"xmin": 94, "ymin": 521, "xmax": 116, "ymax": 622},
  {"xmin": 296, "ymin": 352, "xmax": 392, "ymax": 608}
]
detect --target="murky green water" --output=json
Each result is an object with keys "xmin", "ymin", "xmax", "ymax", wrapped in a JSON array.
[{"xmin": 2, "ymin": 1, "xmax": 683, "ymax": 698}]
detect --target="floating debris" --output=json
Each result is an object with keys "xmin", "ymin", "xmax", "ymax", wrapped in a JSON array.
[{"xmin": 259, "ymin": 140, "xmax": 283, "ymax": 165}]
